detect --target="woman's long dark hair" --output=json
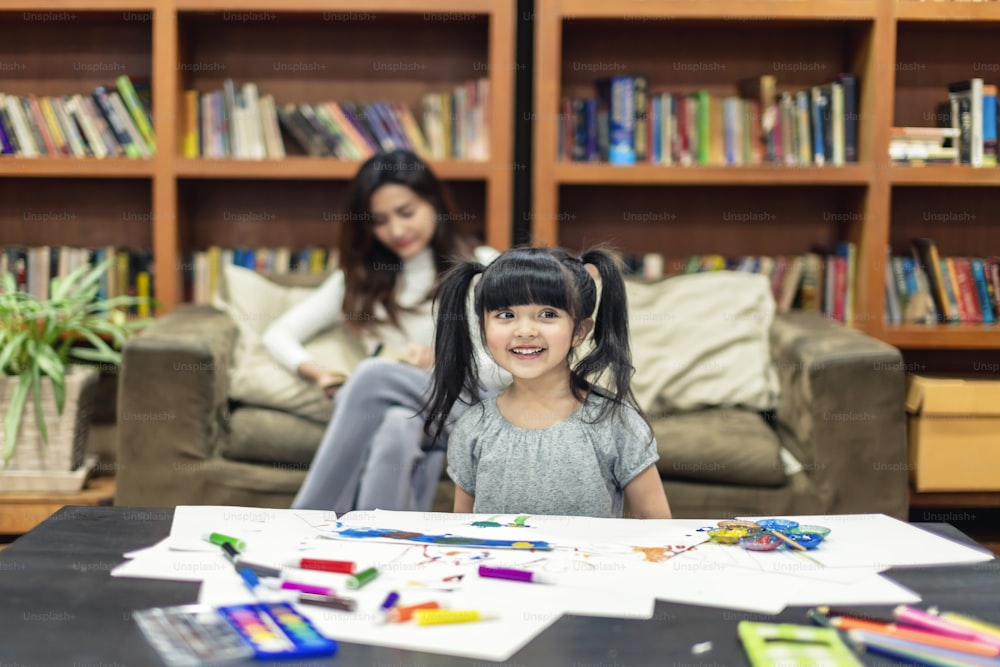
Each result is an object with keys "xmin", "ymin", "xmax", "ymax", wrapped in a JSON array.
[
  {"xmin": 423, "ymin": 246, "xmax": 642, "ymax": 444},
  {"xmin": 339, "ymin": 149, "xmax": 472, "ymax": 333}
]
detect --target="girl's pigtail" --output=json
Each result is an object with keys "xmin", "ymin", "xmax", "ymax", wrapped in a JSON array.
[
  {"xmin": 577, "ymin": 248, "xmax": 639, "ymax": 414},
  {"xmin": 422, "ymin": 262, "xmax": 485, "ymax": 444}
]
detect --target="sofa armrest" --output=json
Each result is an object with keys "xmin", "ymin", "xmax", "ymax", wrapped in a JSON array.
[
  {"xmin": 115, "ymin": 305, "xmax": 239, "ymax": 507},
  {"xmin": 770, "ymin": 312, "xmax": 908, "ymax": 518}
]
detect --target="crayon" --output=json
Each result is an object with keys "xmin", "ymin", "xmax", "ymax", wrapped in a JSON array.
[
  {"xmin": 413, "ymin": 609, "xmax": 498, "ymax": 626},
  {"xmin": 831, "ymin": 616, "xmax": 999, "ymax": 657},
  {"xmin": 386, "ymin": 601, "xmax": 440, "ymax": 623}
]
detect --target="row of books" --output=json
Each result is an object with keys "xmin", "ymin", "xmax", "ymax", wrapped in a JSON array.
[
  {"xmin": 185, "ymin": 245, "xmax": 338, "ymax": 305},
  {"xmin": 558, "ymin": 73, "xmax": 859, "ymax": 167},
  {"xmin": 0, "ymin": 245, "xmax": 154, "ymax": 316},
  {"xmin": 888, "ymin": 239, "xmax": 1000, "ymax": 325},
  {"xmin": 183, "ymin": 78, "xmax": 490, "ymax": 161},
  {"xmin": 622, "ymin": 244, "xmax": 858, "ymax": 325},
  {"xmin": 0, "ymin": 76, "xmax": 155, "ymax": 158},
  {"xmin": 896, "ymin": 79, "xmax": 1000, "ymax": 166}
]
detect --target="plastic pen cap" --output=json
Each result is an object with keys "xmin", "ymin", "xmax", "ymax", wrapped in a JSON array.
[
  {"xmin": 345, "ymin": 567, "xmax": 379, "ymax": 590},
  {"xmin": 207, "ymin": 532, "xmax": 247, "ymax": 551}
]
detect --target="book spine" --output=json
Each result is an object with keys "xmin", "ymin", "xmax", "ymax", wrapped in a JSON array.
[
  {"xmin": 839, "ymin": 73, "xmax": 858, "ymax": 163},
  {"xmin": 608, "ymin": 75, "xmax": 635, "ymax": 165},
  {"xmin": 810, "ymin": 86, "xmax": 825, "ymax": 166},
  {"xmin": 952, "ymin": 257, "xmax": 981, "ymax": 322},
  {"xmin": 633, "ymin": 74, "xmax": 648, "ymax": 163},
  {"xmin": 913, "ymin": 238, "xmax": 951, "ymax": 322},
  {"xmin": 983, "ymin": 87, "xmax": 997, "ymax": 168},
  {"xmin": 116, "ymin": 74, "xmax": 156, "ymax": 153},
  {"xmin": 971, "ymin": 258, "xmax": 995, "ymax": 324}
]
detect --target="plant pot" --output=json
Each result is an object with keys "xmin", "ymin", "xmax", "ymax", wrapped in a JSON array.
[{"xmin": 0, "ymin": 365, "xmax": 99, "ymax": 492}]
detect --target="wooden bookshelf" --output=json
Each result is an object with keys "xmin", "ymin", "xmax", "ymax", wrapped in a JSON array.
[
  {"xmin": 1, "ymin": 0, "xmax": 515, "ymax": 311},
  {"xmin": 532, "ymin": 0, "xmax": 1000, "ymax": 351}
]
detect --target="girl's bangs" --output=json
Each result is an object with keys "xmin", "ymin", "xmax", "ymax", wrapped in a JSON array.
[{"xmin": 477, "ymin": 254, "xmax": 575, "ymax": 315}]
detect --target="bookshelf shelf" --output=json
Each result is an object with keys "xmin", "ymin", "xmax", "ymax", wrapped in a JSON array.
[
  {"xmin": 555, "ymin": 0, "xmax": 877, "ymax": 21},
  {"xmin": 880, "ymin": 325, "xmax": 1000, "ymax": 350},
  {"xmin": 0, "ymin": 159, "xmax": 155, "ymax": 179},
  {"xmin": 888, "ymin": 166, "xmax": 1000, "ymax": 186},
  {"xmin": 173, "ymin": 158, "xmax": 496, "ymax": 181},
  {"xmin": 555, "ymin": 164, "xmax": 872, "ymax": 186},
  {"xmin": 895, "ymin": 2, "xmax": 1000, "ymax": 22},
  {"xmin": 173, "ymin": 0, "xmax": 495, "ymax": 11}
]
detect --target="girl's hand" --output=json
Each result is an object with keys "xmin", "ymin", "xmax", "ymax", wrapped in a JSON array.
[
  {"xmin": 316, "ymin": 370, "xmax": 348, "ymax": 399},
  {"xmin": 404, "ymin": 342, "xmax": 435, "ymax": 370}
]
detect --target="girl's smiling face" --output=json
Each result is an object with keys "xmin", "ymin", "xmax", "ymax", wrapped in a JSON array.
[{"xmin": 484, "ymin": 303, "xmax": 592, "ymax": 386}]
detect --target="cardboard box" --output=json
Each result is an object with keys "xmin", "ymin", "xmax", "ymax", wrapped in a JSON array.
[{"xmin": 906, "ymin": 374, "xmax": 1000, "ymax": 492}]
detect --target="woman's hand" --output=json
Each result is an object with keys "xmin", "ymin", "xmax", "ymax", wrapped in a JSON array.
[
  {"xmin": 404, "ymin": 342, "xmax": 435, "ymax": 370},
  {"xmin": 315, "ymin": 370, "xmax": 348, "ymax": 399}
]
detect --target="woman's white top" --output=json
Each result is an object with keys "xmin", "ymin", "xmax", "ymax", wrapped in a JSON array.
[{"xmin": 262, "ymin": 246, "xmax": 509, "ymax": 391}]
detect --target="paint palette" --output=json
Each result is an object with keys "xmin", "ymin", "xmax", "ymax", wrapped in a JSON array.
[
  {"xmin": 217, "ymin": 602, "xmax": 338, "ymax": 659},
  {"xmin": 133, "ymin": 604, "xmax": 254, "ymax": 666}
]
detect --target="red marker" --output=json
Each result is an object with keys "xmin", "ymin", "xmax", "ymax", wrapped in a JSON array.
[{"xmin": 290, "ymin": 557, "xmax": 355, "ymax": 574}]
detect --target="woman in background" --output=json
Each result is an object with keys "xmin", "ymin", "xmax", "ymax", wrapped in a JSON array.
[{"xmin": 263, "ymin": 149, "xmax": 506, "ymax": 513}]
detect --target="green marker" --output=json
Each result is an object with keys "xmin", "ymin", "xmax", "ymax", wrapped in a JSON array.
[
  {"xmin": 206, "ymin": 532, "xmax": 247, "ymax": 552},
  {"xmin": 345, "ymin": 566, "xmax": 379, "ymax": 590}
]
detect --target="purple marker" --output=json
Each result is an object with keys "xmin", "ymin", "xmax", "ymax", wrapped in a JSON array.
[
  {"xmin": 278, "ymin": 580, "xmax": 335, "ymax": 596},
  {"xmin": 478, "ymin": 565, "xmax": 558, "ymax": 585}
]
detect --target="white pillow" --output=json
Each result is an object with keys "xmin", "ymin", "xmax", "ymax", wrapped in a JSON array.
[
  {"xmin": 626, "ymin": 272, "xmax": 780, "ymax": 416},
  {"xmin": 214, "ymin": 265, "xmax": 366, "ymax": 423}
]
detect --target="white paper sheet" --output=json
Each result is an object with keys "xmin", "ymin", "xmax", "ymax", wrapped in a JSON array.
[
  {"xmin": 198, "ymin": 574, "xmax": 563, "ymax": 662},
  {"xmin": 739, "ymin": 513, "xmax": 996, "ymax": 569}
]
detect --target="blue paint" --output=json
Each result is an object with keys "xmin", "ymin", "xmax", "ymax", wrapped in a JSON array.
[{"xmin": 331, "ymin": 527, "xmax": 552, "ymax": 550}]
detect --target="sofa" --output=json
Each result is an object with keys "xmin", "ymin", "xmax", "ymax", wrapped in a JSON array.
[{"xmin": 115, "ymin": 268, "xmax": 909, "ymax": 520}]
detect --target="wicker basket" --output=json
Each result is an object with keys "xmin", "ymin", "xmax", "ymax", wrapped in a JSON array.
[{"xmin": 0, "ymin": 365, "xmax": 98, "ymax": 474}]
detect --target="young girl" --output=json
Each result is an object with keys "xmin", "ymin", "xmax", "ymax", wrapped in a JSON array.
[{"xmin": 423, "ymin": 246, "xmax": 672, "ymax": 519}]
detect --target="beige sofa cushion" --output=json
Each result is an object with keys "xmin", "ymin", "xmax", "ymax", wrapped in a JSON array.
[
  {"xmin": 627, "ymin": 272, "xmax": 780, "ymax": 415},
  {"xmin": 651, "ymin": 409, "xmax": 785, "ymax": 487},
  {"xmin": 214, "ymin": 264, "xmax": 366, "ymax": 424},
  {"xmin": 220, "ymin": 407, "xmax": 326, "ymax": 466}
]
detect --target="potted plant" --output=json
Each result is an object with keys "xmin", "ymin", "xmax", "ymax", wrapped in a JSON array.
[{"xmin": 0, "ymin": 257, "xmax": 152, "ymax": 490}]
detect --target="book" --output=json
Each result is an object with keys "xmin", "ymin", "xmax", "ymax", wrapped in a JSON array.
[
  {"xmin": 983, "ymin": 84, "xmax": 997, "ymax": 167},
  {"xmin": 948, "ymin": 78, "xmax": 983, "ymax": 166},
  {"xmin": 737, "ymin": 75, "xmax": 777, "ymax": 163},
  {"xmin": 911, "ymin": 238, "xmax": 952, "ymax": 322},
  {"xmin": 839, "ymin": 73, "xmax": 859, "ymax": 163},
  {"xmin": 602, "ymin": 76, "xmax": 635, "ymax": 165},
  {"xmin": 971, "ymin": 258, "xmax": 996, "ymax": 324},
  {"xmin": 116, "ymin": 75, "xmax": 156, "ymax": 153}
]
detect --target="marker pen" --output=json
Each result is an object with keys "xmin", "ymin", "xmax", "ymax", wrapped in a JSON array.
[
  {"xmin": 264, "ymin": 579, "xmax": 336, "ymax": 597},
  {"xmin": 219, "ymin": 541, "xmax": 240, "ymax": 563},
  {"xmin": 413, "ymin": 609, "xmax": 498, "ymax": 626},
  {"xmin": 290, "ymin": 557, "xmax": 355, "ymax": 574},
  {"xmin": 233, "ymin": 557, "xmax": 282, "ymax": 579},
  {"xmin": 894, "ymin": 605, "xmax": 984, "ymax": 642},
  {"xmin": 297, "ymin": 593, "xmax": 357, "ymax": 612},
  {"xmin": 205, "ymin": 532, "xmax": 246, "ymax": 551},
  {"xmin": 478, "ymin": 565, "xmax": 558, "ymax": 585},
  {"xmin": 345, "ymin": 566, "xmax": 379, "ymax": 590},
  {"xmin": 375, "ymin": 591, "xmax": 400, "ymax": 623},
  {"xmin": 238, "ymin": 567, "xmax": 260, "ymax": 596},
  {"xmin": 385, "ymin": 601, "xmax": 440, "ymax": 623}
]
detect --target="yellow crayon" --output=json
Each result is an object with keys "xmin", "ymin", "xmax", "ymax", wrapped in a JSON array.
[
  {"xmin": 939, "ymin": 611, "xmax": 1000, "ymax": 640},
  {"xmin": 413, "ymin": 609, "xmax": 498, "ymax": 626}
]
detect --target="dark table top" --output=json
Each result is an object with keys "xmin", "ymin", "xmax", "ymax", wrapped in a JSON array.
[{"xmin": 1, "ymin": 506, "xmax": 998, "ymax": 667}]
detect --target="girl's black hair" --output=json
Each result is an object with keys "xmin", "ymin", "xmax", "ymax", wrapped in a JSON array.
[
  {"xmin": 422, "ymin": 245, "xmax": 642, "ymax": 444},
  {"xmin": 339, "ymin": 149, "xmax": 472, "ymax": 334}
]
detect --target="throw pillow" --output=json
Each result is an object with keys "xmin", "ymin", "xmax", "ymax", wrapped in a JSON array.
[
  {"xmin": 215, "ymin": 264, "xmax": 366, "ymax": 424},
  {"xmin": 626, "ymin": 271, "xmax": 780, "ymax": 415}
]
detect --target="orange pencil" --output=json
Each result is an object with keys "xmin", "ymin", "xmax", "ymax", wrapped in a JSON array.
[
  {"xmin": 831, "ymin": 616, "xmax": 1000, "ymax": 658},
  {"xmin": 385, "ymin": 601, "xmax": 441, "ymax": 623}
]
